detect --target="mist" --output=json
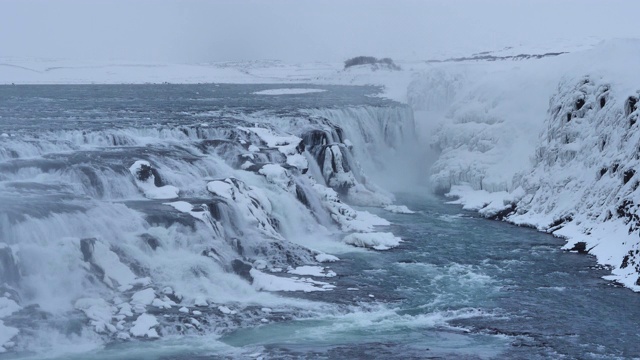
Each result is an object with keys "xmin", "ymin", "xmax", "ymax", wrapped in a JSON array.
[{"xmin": 2, "ymin": 0, "xmax": 640, "ymax": 63}]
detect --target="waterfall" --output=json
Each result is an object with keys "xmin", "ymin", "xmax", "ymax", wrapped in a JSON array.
[{"xmin": 0, "ymin": 85, "xmax": 417, "ymax": 354}]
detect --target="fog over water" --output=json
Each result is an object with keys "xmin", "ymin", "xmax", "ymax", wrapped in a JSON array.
[{"xmin": 2, "ymin": 0, "xmax": 640, "ymax": 63}]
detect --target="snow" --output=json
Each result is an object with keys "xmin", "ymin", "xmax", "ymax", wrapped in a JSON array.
[
  {"xmin": 129, "ymin": 313, "xmax": 159, "ymax": 338},
  {"xmin": 74, "ymin": 298, "xmax": 117, "ymax": 334},
  {"xmin": 423, "ymin": 39, "xmax": 640, "ymax": 290},
  {"xmin": 288, "ymin": 265, "xmax": 336, "ymax": 278},
  {"xmin": 218, "ymin": 306, "xmax": 236, "ymax": 315},
  {"xmin": 250, "ymin": 269, "xmax": 334, "ymax": 292},
  {"xmin": 384, "ymin": 205, "xmax": 416, "ymax": 214},
  {"xmin": 253, "ymin": 88, "xmax": 326, "ymax": 95},
  {"xmin": 446, "ymin": 185, "xmax": 524, "ymax": 216},
  {"xmin": 238, "ymin": 126, "xmax": 307, "ymax": 170},
  {"xmin": 131, "ymin": 288, "xmax": 156, "ymax": 308},
  {"xmin": 315, "ymin": 253, "xmax": 339, "ymax": 263},
  {"xmin": 89, "ymin": 240, "xmax": 140, "ymax": 291},
  {"xmin": 164, "ymin": 201, "xmax": 208, "ymax": 221},
  {"xmin": 207, "ymin": 178, "xmax": 283, "ymax": 240},
  {"xmin": 343, "ymin": 232, "xmax": 402, "ymax": 251}
]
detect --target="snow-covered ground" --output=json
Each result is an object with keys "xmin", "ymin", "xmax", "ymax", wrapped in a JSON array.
[{"xmin": 4, "ymin": 38, "xmax": 640, "ymax": 293}]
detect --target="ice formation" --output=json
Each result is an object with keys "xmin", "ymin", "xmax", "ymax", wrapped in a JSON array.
[{"xmin": 0, "ymin": 90, "xmax": 413, "ymax": 352}]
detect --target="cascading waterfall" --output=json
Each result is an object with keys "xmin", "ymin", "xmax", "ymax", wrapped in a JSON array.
[{"xmin": 0, "ymin": 84, "xmax": 416, "ymax": 355}]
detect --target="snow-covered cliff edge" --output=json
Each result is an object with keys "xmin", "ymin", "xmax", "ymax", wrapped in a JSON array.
[{"xmin": 425, "ymin": 40, "xmax": 640, "ymax": 291}]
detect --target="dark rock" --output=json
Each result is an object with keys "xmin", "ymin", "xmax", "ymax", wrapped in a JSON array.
[
  {"xmin": 295, "ymin": 185, "xmax": 310, "ymax": 207},
  {"xmin": 208, "ymin": 202, "xmax": 223, "ymax": 221},
  {"xmin": 575, "ymin": 98, "xmax": 585, "ymax": 110},
  {"xmin": 624, "ymin": 169, "xmax": 635, "ymax": 185},
  {"xmin": 80, "ymin": 238, "xmax": 96, "ymax": 262},
  {"xmin": 231, "ymin": 259, "xmax": 253, "ymax": 283},
  {"xmin": 621, "ymin": 253, "xmax": 631, "ymax": 269},
  {"xmin": 569, "ymin": 242, "xmax": 589, "ymax": 254},
  {"xmin": 599, "ymin": 167, "xmax": 608, "ymax": 177},
  {"xmin": 202, "ymin": 247, "xmax": 221, "ymax": 261},
  {"xmin": 548, "ymin": 215, "xmax": 573, "ymax": 232},
  {"xmin": 232, "ymin": 238, "xmax": 244, "ymax": 257},
  {"xmin": 612, "ymin": 163, "xmax": 620, "ymax": 173},
  {"xmin": 134, "ymin": 163, "xmax": 164, "ymax": 187},
  {"xmin": 487, "ymin": 203, "xmax": 516, "ymax": 221},
  {"xmin": 0, "ymin": 247, "xmax": 20, "ymax": 287},
  {"xmin": 625, "ymin": 96, "xmax": 638, "ymax": 117},
  {"xmin": 139, "ymin": 234, "xmax": 160, "ymax": 250}
]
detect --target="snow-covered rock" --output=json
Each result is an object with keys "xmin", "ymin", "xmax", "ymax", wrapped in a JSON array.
[
  {"xmin": 343, "ymin": 232, "xmax": 402, "ymax": 251},
  {"xmin": 506, "ymin": 75, "xmax": 640, "ymax": 290},
  {"xmin": 129, "ymin": 160, "xmax": 179, "ymax": 199},
  {"xmin": 130, "ymin": 313, "xmax": 159, "ymax": 338},
  {"xmin": 384, "ymin": 205, "xmax": 416, "ymax": 214}
]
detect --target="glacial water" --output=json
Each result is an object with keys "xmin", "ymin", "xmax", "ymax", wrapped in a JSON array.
[
  {"xmin": 218, "ymin": 193, "xmax": 640, "ymax": 360},
  {"xmin": 1, "ymin": 84, "xmax": 639, "ymax": 360}
]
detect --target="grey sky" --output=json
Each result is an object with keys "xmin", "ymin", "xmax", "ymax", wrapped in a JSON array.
[{"xmin": 2, "ymin": 0, "xmax": 640, "ymax": 63}]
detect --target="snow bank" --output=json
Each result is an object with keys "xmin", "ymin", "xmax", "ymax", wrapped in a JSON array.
[
  {"xmin": 506, "ymin": 72, "xmax": 640, "ymax": 290},
  {"xmin": 288, "ymin": 265, "xmax": 336, "ymax": 278},
  {"xmin": 343, "ymin": 232, "xmax": 402, "ymax": 251},
  {"xmin": 250, "ymin": 269, "xmax": 334, "ymax": 292}
]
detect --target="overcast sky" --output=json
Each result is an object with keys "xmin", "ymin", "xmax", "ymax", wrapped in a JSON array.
[{"xmin": 2, "ymin": 0, "xmax": 640, "ymax": 63}]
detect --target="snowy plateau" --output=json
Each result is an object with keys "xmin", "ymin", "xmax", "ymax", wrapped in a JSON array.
[{"xmin": 3, "ymin": 37, "xmax": 640, "ymax": 357}]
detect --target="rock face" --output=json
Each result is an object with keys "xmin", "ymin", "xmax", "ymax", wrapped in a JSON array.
[
  {"xmin": 432, "ymin": 67, "xmax": 640, "ymax": 291},
  {"xmin": 470, "ymin": 76, "xmax": 640, "ymax": 291}
]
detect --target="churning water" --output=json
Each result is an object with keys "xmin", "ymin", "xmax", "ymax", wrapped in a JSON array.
[{"xmin": 0, "ymin": 85, "xmax": 638, "ymax": 360}]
